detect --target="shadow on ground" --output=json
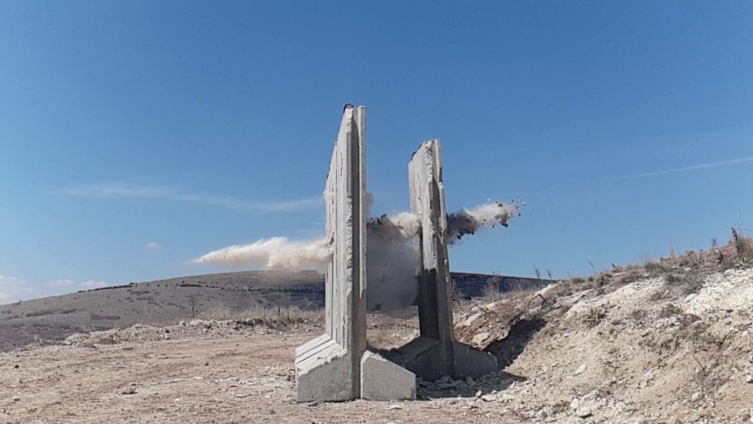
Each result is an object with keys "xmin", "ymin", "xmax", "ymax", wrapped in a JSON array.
[{"xmin": 485, "ymin": 317, "xmax": 547, "ymax": 369}]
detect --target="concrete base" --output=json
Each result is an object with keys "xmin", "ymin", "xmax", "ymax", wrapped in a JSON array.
[
  {"xmin": 295, "ymin": 335, "xmax": 355, "ymax": 402},
  {"xmin": 391, "ymin": 336, "xmax": 497, "ymax": 381},
  {"xmin": 452, "ymin": 341, "xmax": 498, "ymax": 380},
  {"xmin": 360, "ymin": 351, "xmax": 416, "ymax": 401},
  {"xmin": 296, "ymin": 335, "xmax": 417, "ymax": 402}
]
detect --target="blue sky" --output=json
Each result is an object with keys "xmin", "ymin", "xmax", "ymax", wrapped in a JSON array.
[{"xmin": 1, "ymin": 1, "xmax": 752, "ymax": 303}]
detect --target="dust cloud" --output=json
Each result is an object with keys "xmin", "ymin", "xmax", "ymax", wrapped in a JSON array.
[{"xmin": 196, "ymin": 201, "xmax": 520, "ymax": 311}]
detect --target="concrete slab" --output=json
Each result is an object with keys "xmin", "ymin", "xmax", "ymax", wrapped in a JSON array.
[
  {"xmin": 395, "ymin": 140, "xmax": 497, "ymax": 380},
  {"xmin": 295, "ymin": 106, "xmax": 367, "ymax": 402},
  {"xmin": 361, "ymin": 351, "xmax": 416, "ymax": 401},
  {"xmin": 296, "ymin": 106, "xmax": 415, "ymax": 402}
]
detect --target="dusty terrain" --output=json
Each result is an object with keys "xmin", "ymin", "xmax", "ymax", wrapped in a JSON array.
[
  {"xmin": 0, "ymin": 270, "xmax": 545, "ymax": 352},
  {"xmin": 1, "ymin": 240, "xmax": 752, "ymax": 423}
]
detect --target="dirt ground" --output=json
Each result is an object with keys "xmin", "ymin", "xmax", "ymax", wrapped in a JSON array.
[
  {"xmin": 0, "ymin": 323, "xmax": 527, "ymax": 424},
  {"xmin": 2, "ymin": 247, "xmax": 753, "ymax": 423}
]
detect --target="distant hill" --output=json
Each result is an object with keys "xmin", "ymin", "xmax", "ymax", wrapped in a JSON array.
[{"xmin": 0, "ymin": 270, "xmax": 549, "ymax": 352}]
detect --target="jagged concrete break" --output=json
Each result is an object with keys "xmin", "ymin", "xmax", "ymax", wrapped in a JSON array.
[
  {"xmin": 395, "ymin": 140, "xmax": 497, "ymax": 381},
  {"xmin": 295, "ymin": 106, "xmax": 415, "ymax": 402}
]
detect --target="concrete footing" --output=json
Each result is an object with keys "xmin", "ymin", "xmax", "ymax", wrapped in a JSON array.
[{"xmin": 361, "ymin": 351, "xmax": 416, "ymax": 401}]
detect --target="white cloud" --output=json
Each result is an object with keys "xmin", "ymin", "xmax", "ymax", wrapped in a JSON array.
[
  {"xmin": 0, "ymin": 275, "xmax": 39, "ymax": 304},
  {"xmin": 0, "ymin": 276, "xmax": 109, "ymax": 305},
  {"xmin": 583, "ymin": 156, "xmax": 753, "ymax": 186},
  {"xmin": 146, "ymin": 242, "xmax": 161, "ymax": 249},
  {"xmin": 45, "ymin": 279, "xmax": 77, "ymax": 288},
  {"xmin": 79, "ymin": 280, "xmax": 108, "ymax": 290},
  {"xmin": 59, "ymin": 183, "xmax": 322, "ymax": 213}
]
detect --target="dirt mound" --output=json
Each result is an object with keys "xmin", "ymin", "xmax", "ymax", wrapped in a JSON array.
[{"xmin": 448, "ymin": 247, "xmax": 753, "ymax": 422}]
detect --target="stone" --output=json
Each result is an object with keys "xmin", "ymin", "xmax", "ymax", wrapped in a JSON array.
[
  {"xmin": 576, "ymin": 407, "xmax": 592, "ymax": 418},
  {"xmin": 460, "ymin": 312, "xmax": 483, "ymax": 327},
  {"xmin": 12, "ymin": 396, "xmax": 19, "ymax": 402},
  {"xmin": 574, "ymin": 364, "xmax": 587, "ymax": 375},
  {"xmin": 745, "ymin": 375, "xmax": 753, "ymax": 384},
  {"xmin": 472, "ymin": 332, "xmax": 491, "ymax": 345},
  {"xmin": 361, "ymin": 351, "xmax": 416, "ymax": 401},
  {"xmin": 295, "ymin": 106, "xmax": 414, "ymax": 402}
]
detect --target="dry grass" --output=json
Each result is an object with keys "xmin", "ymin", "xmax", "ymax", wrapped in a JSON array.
[{"xmin": 198, "ymin": 302, "xmax": 322, "ymax": 330}]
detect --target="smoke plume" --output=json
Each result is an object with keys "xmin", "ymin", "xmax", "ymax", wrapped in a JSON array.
[
  {"xmin": 365, "ymin": 214, "xmax": 421, "ymax": 311},
  {"xmin": 446, "ymin": 201, "xmax": 521, "ymax": 243},
  {"xmin": 366, "ymin": 212, "xmax": 420, "ymax": 243},
  {"xmin": 195, "ymin": 237, "xmax": 331, "ymax": 270},
  {"xmin": 196, "ymin": 200, "xmax": 520, "ymax": 311}
]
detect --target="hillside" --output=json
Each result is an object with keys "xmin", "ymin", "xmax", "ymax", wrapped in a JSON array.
[
  {"xmin": 1, "ymin": 240, "xmax": 751, "ymax": 423},
  {"xmin": 0, "ymin": 270, "xmax": 547, "ymax": 352}
]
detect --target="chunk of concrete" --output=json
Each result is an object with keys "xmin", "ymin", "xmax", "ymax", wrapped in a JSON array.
[{"xmin": 361, "ymin": 351, "xmax": 416, "ymax": 401}]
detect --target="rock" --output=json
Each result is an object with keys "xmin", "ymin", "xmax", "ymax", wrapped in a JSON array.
[
  {"xmin": 570, "ymin": 398, "xmax": 580, "ymax": 410},
  {"xmin": 472, "ymin": 332, "xmax": 491, "ymax": 345},
  {"xmin": 387, "ymin": 404, "xmax": 402, "ymax": 410},
  {"xmin": 12, "ymin": 396, "xmax": 19, "ymax": 402},
  {"xmin": 536, "ymin": 408, "xmax": 547, "ymax": 418},
  {"xmin": 461, "ymin": 313, "xmax": 483, "ymax": 327},
  {"xmin": 475, "ymin": 390, "xmax": 483, "ymax": 398},
  {"xmin": 573, "ymin": 364, "xmax": 587, "ymax": 376},
  {"xmin": 691, "ymin": 392, "xmax": 702, "ymax": 401},
  {"xmin": 480, "ymin": 394, "xmax": 496, "ymax": 402},
  {"xmin": 576, "ymin": 407, "xmax": 592, "ymax": 418},
  {"xmin": 745, "ymin": 375, "xmax": 753, "ymax": 384},
  {"xmin": 418, "ymin": 380, "xmax": 434, "ymax": 389},
  {"xmin": 484, "ymin": 301, "xmax": 500, "ymax": 310},
  {"xmin": 465, "ymin": 376, "xmax": 475, "ymax": 385}
]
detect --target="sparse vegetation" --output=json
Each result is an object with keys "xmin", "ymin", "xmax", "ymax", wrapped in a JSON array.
[{"xmin": 585, "ymin": 307, "xmax": 606, "ymax": 327}]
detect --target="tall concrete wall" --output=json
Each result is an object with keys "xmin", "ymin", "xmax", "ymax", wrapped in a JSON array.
[
  {"xmin": 393, "ymin": 140, "xmax": 497, "ymax": 381},
  {"xmin": 409, "ymin": 140, "xmax": 456, "ymax": 373},
  {"xmin": 295, "ymin": 106, "xmax": 367, "ymax": 402},
  {"xmin": 295, "ymin": 106, "xmax": 415, "ymax": 402}
]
